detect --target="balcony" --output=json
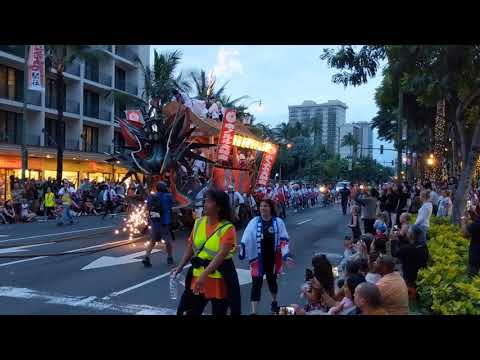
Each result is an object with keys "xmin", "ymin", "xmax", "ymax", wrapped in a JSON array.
[
  {"xmin": 115, "ymin": 46, "xmax": 137, "ymax": 62},
  {"xmin": 26, "ymin": 135, "xmax": 41, "ymax": 146},
  {"xmin": 114, "ymin": 79, "xmax": 138, "ymax": 96},
  {"xmin": 83, "ymin": 107, "xmax": 99, "ymax": 119},
  {"xmin": 85, "ymin": 69, "xmax": 112, "ymax": 87},
  {"xmin": 0, "ymin": 45, "xmax": 25, "ymax": 58},
  {"xmin": 46, "ymin": 98, "xmax": 80, "ymax": 114},
  {"xmin": 65, "ymin": 139, "xmax": 80, "ymax": 151},
  {"xmin": 0, "ymin": 133, "xmax": 19, "ymax": 145},
  {"xmin": 98, "ymin": 144, "xmax": 112, "ymax": 153},
  {"xmin": 64, "ymin": 61, "xmax": 81, "ymax": 77},
  {"xmin": 99, "ymin": 110, "xmax": 111, "ymax": 122}
]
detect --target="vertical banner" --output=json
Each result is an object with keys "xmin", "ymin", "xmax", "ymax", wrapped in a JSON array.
[
  {"xmin": 27, "ymin": 45, "xmax": 45, "ymax": 91},
  {"xmin": 216, "ymin": 109, "xmax": 236, "ymax": 162},
  {"xmin": 255, "ymin": 145, "xmax": 279, "ymax": 187}
]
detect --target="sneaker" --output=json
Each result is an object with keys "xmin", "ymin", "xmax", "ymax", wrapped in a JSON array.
[
  {"xmin": 270, "ymin": 301, "xmax": 279, "ymax": 314},
  {"xmin": 167, "ymin": 257, "xmax": 174, "ymax": 265},
  {"xmin": 142, "ymin": 258, "xmax": 152, "ymax": 268}
]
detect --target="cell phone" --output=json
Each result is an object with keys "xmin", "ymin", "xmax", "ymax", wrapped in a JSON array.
[{"xmin": 279, "ymin": 306, "xmax": 295, "ymax": 315}]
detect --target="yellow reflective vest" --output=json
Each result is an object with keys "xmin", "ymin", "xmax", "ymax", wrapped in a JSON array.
[
  {"xmin": 191, "ymin": 216, "xmax": 235, "ymax": 279},
  {"xmin": 44, "ymin": 192, "xmax": 55, "ymax": 208}
]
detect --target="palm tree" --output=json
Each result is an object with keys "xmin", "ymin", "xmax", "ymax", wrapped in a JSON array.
[
  {"xmin": 273, "ymin": 122, "xmax": 295, "ymax": 144},
  {"xmin": 44, "ymin": 45, "xmax": 108, "ymax": 187},
  {"xmin": 190, "ymin": 69, "xmax": 229, "ymax": 100},
  {"xmin": 341, "ymin": 133, "xmax": 359, "ymax": 160},
  {"xmin": 136, "ymin": 49, "xmax": 191, "ymax": 106},
  {"xmin": 250, "ymin": 122, "xmax": 274, "ymax": 140}
]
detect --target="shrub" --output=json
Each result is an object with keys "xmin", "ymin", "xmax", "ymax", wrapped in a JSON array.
[{"xmin": 416, "ymin": 216, "xmax": 480, "ymax": 314}]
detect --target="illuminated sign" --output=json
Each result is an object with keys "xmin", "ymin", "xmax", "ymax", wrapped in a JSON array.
[{"xmin": 232, "ymin": 135, "xmax": 276, "ymax": 154}]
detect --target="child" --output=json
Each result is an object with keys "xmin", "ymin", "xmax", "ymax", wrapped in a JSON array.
[{"xmin": 328, "ymin": 274, "xmax": 362, "ymax": 315}]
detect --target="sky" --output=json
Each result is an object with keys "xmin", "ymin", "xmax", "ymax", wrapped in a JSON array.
[{"xmin": 150, "ymin": 45, "xmax": 396, "ymax": 166}]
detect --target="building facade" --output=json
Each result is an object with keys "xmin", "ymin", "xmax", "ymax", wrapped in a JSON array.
[
  {"xmin": 0, "ymin": 45, "xmax": 149, "ymax": 200},
  {"xmin": 288, "ymin": 100, "xmax": 347, "ymax": 154},
  {"xmin": 339, "ymin": 123, "xmax": 361, "ymax": 159},
  {"xmin": 353, "ymin": 121, "xmax": 373, "ymax": 159}
]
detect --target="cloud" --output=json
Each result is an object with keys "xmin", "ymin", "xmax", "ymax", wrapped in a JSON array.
[{"xmin": 213, "ymin": 47, "xmax": 244, "ymax": 78}]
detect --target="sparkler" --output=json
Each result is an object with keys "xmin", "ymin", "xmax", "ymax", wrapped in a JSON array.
[{"xmin": 114, "ymin": 204, "xmax": 149, "ymax": 246}]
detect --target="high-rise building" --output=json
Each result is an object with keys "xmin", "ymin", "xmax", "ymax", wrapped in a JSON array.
[
  {"xmin": 288, "ymin": 100, "xmax": 347, "ymax": 153},
  {"xmin": 338, "ymin": 123, "xmax": 361, "ymax": 159},
  {"xmin": 353, "ymin": 121, "xmax": 374, "ymax": 159},
  {"xmin": 0, "ymin": 45, "xmax": 149, "ymax": 200}
]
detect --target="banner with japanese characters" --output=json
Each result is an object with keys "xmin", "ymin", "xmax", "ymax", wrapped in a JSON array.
[
  {"xmin": 27, "ymin": 45, "xmax": 45, "ymax": 91},
  {"xmin": 216, "ymin": 109, "xmax": 236, "ymax": 162},
  {"xmin": 255, "ymin": 145, "xmax": 279, "ymax": 187}
]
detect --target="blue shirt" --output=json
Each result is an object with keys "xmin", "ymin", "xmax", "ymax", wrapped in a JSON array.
[{"xmin": 147, "ymin": 192, "xmax": 173, "ymax": 225}]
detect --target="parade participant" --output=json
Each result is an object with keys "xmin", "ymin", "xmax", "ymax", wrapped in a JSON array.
[
  {"xmin": 173, "ymin": 190, "xmax": 241, "ymax": 315},
  {"xmin": 142, "ymin": 182, "xmax": 174, "ymax": 267},
  {"xmin": 57, "ymin": 185, "xmax": 75, "ymax": 226},
  {"xmin": 276, "ymin": 183, "xmax": 287, "ymax": 219},
  {"xmin": 339, "ymin": 184, "xmax": 350, "ymax": 215},
  {"xmin": 240, "ymin": 198, "xmax": 293, "ymax": 314},
  {"xmin": 226, "ymin": 185, "xmax": 244, "ymax": 223},
  {"xmin": 102, "ymin": 183, "xmax": 117, "ymax": 220}
]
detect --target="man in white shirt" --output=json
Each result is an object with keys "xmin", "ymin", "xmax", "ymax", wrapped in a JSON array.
[
  {"xmin": 414, "ymin": 190, "xmax": 433, "ymax": 243},
  {"xmin": 207, "ymin": 97, "xmax": 220, "ymax": 121},
  {"xmin": 58, "ymin": 181, "xmax": 75, "ymax": 196}
]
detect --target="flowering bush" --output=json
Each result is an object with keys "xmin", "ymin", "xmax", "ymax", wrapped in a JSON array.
[{"xmin": 416, "ymin": 217, "xmax": 480, "ymax": 315}]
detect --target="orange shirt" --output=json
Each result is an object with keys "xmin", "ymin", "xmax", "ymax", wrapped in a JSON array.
[
  {"xmin": 188, "ymin": 221, "xmax": 236, "ymax": 299},
  {"xmin": 376, "ymin": 272, "xmax": 409, "ymax": 315}
]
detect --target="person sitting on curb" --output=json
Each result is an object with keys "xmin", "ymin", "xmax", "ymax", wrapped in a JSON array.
[{"xmin": 354, "ymin": 282, "xmax": 388, "ymax": 315}]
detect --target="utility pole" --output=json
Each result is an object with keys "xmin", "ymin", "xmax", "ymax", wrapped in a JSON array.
[{"xmin": 21, "ymin": 45, "xmax": 29, "ymax": 181}]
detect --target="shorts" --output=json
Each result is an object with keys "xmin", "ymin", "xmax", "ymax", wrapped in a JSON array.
[{"xmin": 151, "ymin": 223, "xmax": 173, "ymax": 244}]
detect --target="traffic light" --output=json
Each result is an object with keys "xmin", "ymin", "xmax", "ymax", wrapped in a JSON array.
[
  {"xmin": 380, "ymin": 145, "xmax": 384, "ymax": 154},
  {"xmin": 391, "ymin": 160, "xmax": 394, "ymax": 166}
]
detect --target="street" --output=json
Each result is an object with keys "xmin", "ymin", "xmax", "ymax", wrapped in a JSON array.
[{"xmin": 0, "ymin": 204, "xmax": 348, "ymax": 315}]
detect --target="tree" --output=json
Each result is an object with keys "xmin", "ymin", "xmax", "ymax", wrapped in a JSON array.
[
  {"xmin": 341, "ymin": 133, "xmax": 359, "ymax": 159},
  {"xmin": 44, "ymin": 45, "xmax": 108, "ymax": 187},
  {"xmin": 190, "ymin": 69, "xmax": 229, "ymax": 100},
  {"xmin": 320, "ymin": 45, "xmax": 480, "ymax": 223},
  {"xmin": 136, "ymin": 49, "xmax": 191, "ymax": 106}
]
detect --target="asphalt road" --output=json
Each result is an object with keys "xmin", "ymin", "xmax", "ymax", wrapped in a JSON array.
[{"xmin": 0, "ymin": 203, "xmax": 349, "ymax": 315}]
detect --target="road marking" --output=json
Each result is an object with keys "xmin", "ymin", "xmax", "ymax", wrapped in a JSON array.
[
  {"xmin": 0, "ymin": 286, "xmax": 175, "ymax": 315},
  {"xmin": 0, "ymin": 239, "xmax": 131, "ymax": 268},
  {"xmin": 0, "ymin": 226, "xmax": 115, "ymax": 244},
  {"xmin": 109, "ymin": 266, "xmax": 253, "ymax": 298},
  {"xmin": 0, "ymin": 242, "xmax": 51, "ymax": 255},
  {"xmin": 109, "ymin": 265, "xmax": 192, "ymax": 298},
  {"xmin": 81, "ymin": 249, "xmax": 162, "ymax": 270},
  {"xmin": 296, "ymin": 219, "xmax": 312, "ymax": 225}
]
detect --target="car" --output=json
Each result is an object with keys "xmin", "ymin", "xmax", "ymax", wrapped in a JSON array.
[{"xmin": 335, "ymin": 181, "xmax": 351, "ymax": 192}]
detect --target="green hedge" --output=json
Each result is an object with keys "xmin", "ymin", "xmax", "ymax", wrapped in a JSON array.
[{"xmin": 416, "ymin": 217, "xmax": 480, "ymax": 315}]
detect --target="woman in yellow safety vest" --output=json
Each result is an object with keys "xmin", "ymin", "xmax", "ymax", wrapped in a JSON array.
[{"xmin": 172, "ymin": 189, "xmax": 241, "ymax": 315}]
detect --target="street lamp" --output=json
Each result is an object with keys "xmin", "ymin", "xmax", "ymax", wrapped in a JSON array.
[{"xmin": 246, "ymin": 99, "xmax": 263, "ymax": 112}]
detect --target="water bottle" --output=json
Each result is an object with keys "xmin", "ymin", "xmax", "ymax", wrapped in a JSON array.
[{"xmin": 169, "ymin": 273, "xmax": 178, "ymax": 300}]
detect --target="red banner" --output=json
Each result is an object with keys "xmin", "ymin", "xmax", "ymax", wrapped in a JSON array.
[
  {"xmin": 255, "ymin": 145, "xmax": 279, "ymax": 187},
  {"xmin": 213, "ymin": 167, "xmax": 253, "ymax": 193},
  {"xmin": 216, "ymin": 109, "xmax": 236, "ymax": 162},
  {"xmin": 27, "ymin": 45, "xmax": 45, "ymax": 91},
  {"xmin": 125, "ymin": 110, "xmax": 144, "ymax": 124}
]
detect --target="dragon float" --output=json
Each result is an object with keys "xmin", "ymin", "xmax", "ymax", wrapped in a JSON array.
[{"xmin": 107, "ymin": 100, "xmax": 275, "ymax": 222}]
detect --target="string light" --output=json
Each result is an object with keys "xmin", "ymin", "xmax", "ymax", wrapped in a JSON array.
[{"xmin": 433, "ymin": 99, "xmax": 447, "ymax": 181}]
